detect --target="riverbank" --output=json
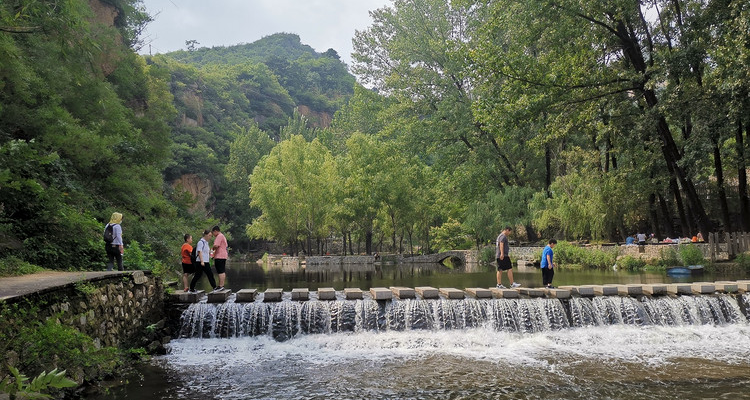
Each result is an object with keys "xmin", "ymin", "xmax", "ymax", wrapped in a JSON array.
[{"xmin": 0, "ymin": 270, "xmax": 169, "ymax": 398}]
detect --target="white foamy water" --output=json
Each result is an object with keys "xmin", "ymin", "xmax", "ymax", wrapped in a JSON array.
[{"xmin": 156, "ymin": 323, "xmax": 750, "ymax": 400}]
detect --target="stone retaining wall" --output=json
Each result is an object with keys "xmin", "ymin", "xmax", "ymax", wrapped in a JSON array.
[{"xmin": 2, "ymin": 271, "xmax": 166, "ymax": 351}]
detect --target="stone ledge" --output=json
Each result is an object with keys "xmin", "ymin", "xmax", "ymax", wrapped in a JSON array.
[
  {"xmin": 370, "ymin": 287, "xmax": 393, "ymax": 300},
  {"xmin": 317, "ymin": 287, "xmax": 337, "ymax": 300},
  {"xmin": 390, "ymin": 286, "xmax": 416, "ymax": 299},
  {"xmin": 263, "ymin": 288, "xmax": 283, "ymax": 302},
  {"xmin": 415, "ymin": 286, "xmax": 439, "ymax": 299},
  {"xmin": 439, "ymin": 288, "xmax": 464, "ymax": 299},
  {"xmin": 344, "ymin": 288, "xmax": 363, "ymax": 300},
  {"xmin": 235, "ymin": 289, "xmax": 257, "ymax": 302},
  {"xmin": 291, "ymin": 288, "xmax": 309, "ymax": 301}
]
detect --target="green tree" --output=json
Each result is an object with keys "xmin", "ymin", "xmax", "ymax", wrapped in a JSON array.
[{"xmin": 248, "ymin": 135, "xmax": 337, "ymax": 254}]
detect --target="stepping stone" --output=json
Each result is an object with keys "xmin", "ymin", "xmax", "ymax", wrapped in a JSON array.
[
  {"xmin": 616, "ymin": 284, "xmax": 643, "ymax": 296},
  {"xmin": 415, "ymin": 286, "xmax": 439, "ymax": 299},
  {"xmin": 344, "ymin": 288, "xmax": 363, "ymax": 300},
  {"xmin": 518, "ymin": 287, "xmax": 545, "ymax": 297},
  {"xmin": 594, "ymin": 285, "xmax": 619, "ymax": 296},
  {"xmin": 263, "ymin": 288, "xmax": 283, "ymax": 302},
  {"xmin": 544, "ymin": 288, "xmax": 571, "ymax": 299},
  {"xmin": 370, "ymin": 287, "xmax": 393, "ymax": 300},
  {"xmin": 439, "ymin": 288, "xmax": 465, "ymax": 299},
  {"xmin": 691, "ymin": 282, "xmax": 715, "ymax": 294},
  {"xmin": 667, "ymin": 284, "xmax": 692, "ymax": 295},
  {"xmin": 317, "ymin": 287, "xmax": 337, "ymax": 301},
  {"xmin": 490, "ymin": 288, "xmax": 519, "ymax": 298},
  {"xmin": 235, "ymin": 288, "xmax": 257, "ymax": 302},
  {"xmin": 207, "ymin": 289, "xmax": 232, "ymax": 303},
  {"xmin": 173, "ymin": 290, "xmax": 204, "ymax": 303},
  {"xmin": 291, "ymin": 288, "xmax": 309, "ymax": 301},
  {"xmin": 465, "ymin": 288, "xmax": 492, "ymax": 299},
  {"xmin": 560, "ymin": 285, "xmax": 595, "ymax": 297},
  {"xmin": 642, "ymin": 284, "xmax": 668, "ymax": 296},
  {"xmin": 390, "ymin": 286, "xmax": 416, "ymax": 299},
  {"xmin": 714, "ymin": 281, "xmax": 738, "ymax": 293}
]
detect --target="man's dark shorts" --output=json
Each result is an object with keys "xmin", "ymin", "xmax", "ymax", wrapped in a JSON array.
[
  {"xmin": 214, "ymin": 258, "xmax": 227, "ymax": 274},
  {"xmin": 496, "ymin": 257, "xmax": 512, "ymax": 271},
  {"xmin": 182, "ymin": 262, "xmax": 195, "ymax": 274}
]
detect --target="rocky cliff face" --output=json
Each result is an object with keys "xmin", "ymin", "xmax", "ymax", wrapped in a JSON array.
[{"xmin": 172, "ymin": 174, "xmax": 213, "ymax": 215}]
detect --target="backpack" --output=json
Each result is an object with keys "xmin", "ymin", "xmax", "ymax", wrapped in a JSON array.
[
  {"xmin": 191, "ymin": 245, "xmax": 199, "ymax": 266},
  {"xmin": 103, "ymin": 224, "xmax": 115, "ymax": 243}
]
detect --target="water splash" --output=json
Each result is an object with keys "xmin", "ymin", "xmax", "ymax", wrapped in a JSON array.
[{"xmin": 179, "ymin": 293, "xmax": 748, "ymax": 342}]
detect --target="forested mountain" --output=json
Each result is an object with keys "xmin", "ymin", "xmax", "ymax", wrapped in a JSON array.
[
  {"xmin": 147, "ymin": 33, "xmax": 356, "ymax": 251},
  {"xmin": 0, "ymin": 1, "xmax": 355, "ymax": 271}
]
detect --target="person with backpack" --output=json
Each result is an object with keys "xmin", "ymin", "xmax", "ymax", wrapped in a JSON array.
[
  {"xmin": 104, "ymin": 212, "xmax": 124, "ymax": 271},
  {"xmin": 189, "ymin": 229, "xmax": 218, "ymax": 293},
  {"xmin": 180, "ymin": 234, "xmax": 195, "ymax": 292}
]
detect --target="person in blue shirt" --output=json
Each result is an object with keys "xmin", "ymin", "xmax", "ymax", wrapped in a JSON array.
[
  {"xmin": 625, "ymin": 235, "xmax": 635, "ymax": 245},
  {"xmin": 541, "ymin": 239, "xmax": 557, "ymax": 288}
]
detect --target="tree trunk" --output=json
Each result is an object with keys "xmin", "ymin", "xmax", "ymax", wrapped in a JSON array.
[
  {"xmin": 545, "ymin": 145, "xmax": 552, "ymax": 197},
  {"xmin": 349, "ymin": 232, "xmax": 354, "ymax": 255},
  {"xmin": 657, "ymin": 194, "xmax": 672, "ymax": 238},
  {"xmin": 669, "ymin": 177, "xmax": 689, "ymax": 237},
  {"xmin": 342, "ymin": 231, "xmax": 347, "ymax": 256},
  {"xmin": 713, "ymin": 140, "xmax": 732, "ymax": 231},
  {"xmin": 648, "ymin": 192, "xmax": 660, "ymax": 239},
  {"xmin": 365, "ymin": 229, "xmax": 373, "ymax": 255},
  {"xmin": 738, "ymin": 120, "xmax": 750, "ymax": 230},
  {"xmin": 614, "ymin": 19, "xmax": 712, "ymax": 235}
]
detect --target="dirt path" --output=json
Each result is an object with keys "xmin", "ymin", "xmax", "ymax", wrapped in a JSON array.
[{"xmin": 0, "ymin": 271, "xmax": 129, "ymax": 301}]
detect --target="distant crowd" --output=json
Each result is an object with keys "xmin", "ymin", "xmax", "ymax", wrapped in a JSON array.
[{"xmin": 624, "ymin": 232, "xmax": 704, "ymax": 246}]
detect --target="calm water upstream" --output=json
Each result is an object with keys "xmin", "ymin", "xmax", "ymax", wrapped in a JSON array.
[{"xmin": 90, "ymin": 261, "xmax": 750, "ymax": 400}]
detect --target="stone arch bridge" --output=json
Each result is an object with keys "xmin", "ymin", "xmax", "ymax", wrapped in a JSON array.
[{"xmin": 397, "ymin": 250, "xmax": 477, "ymax": 265}]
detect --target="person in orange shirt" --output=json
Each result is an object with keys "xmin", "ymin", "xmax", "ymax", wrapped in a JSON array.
[{"xmin": 180, "ymin": 234, "xmax": 194, "ymax": 292}]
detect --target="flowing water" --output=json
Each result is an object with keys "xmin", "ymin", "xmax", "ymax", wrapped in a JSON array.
[{"xmin": 91, "ymin": 262, "xmax": 750, "ymax": 399}]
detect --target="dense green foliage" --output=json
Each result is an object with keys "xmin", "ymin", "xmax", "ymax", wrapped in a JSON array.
[
  {"xmin": 0, "ymin": 301, "xmax": 121, "ymax": 394},
  {"xmin": 4, "ymin": 0, "xmax": 750, "ymax": 268}
]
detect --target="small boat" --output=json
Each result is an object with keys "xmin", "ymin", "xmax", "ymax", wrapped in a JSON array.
[
  {"xmin": 666, "ymin": 267, "xmax": 691, "ymax": 275},
  {"xmin": 666, "ymin": 265, "xmax": 704, "ymax": 276}
]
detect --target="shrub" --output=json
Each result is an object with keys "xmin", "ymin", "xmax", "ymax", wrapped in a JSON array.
[
  {"xmin": 734, "ymin": 252, "xmax": 750, "ymax": 270},
  {"xmin": 553, "ymin": 241, "xmax": 617, "ymax": 269},
  {"xmin": 618, "ymin": 255, "xmax": 646, "ymax": 271},
  {"xmin": 0, "ymin": 256, "xmax": 44, "ymax": 277},
  {"xmin": 679, "ymin": 244, "xmax": 705, "ymax": 266},
  {"xmin": 17, "ymin": 318, "xmax": 121, "ymax": 383},
  {"xmin": 479, "ymin": 246, "xmax": 495, "ymax": 265},
  {"xmin": 658, "ymin": 246, "xmax": 681, "ymax": 267}
]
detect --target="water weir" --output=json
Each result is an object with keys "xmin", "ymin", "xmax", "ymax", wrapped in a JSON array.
[{"xmin": 178, "ymin": 290, "xmax": 750, "ymax": 342}]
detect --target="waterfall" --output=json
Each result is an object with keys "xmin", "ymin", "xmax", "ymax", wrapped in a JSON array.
[{"xmin": 178, "ymin": 294, "xmax": 749, "ymax": 341}]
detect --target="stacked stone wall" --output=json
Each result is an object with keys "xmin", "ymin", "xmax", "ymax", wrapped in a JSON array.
[{"xmin": 3, "ymin": 271, "xmax": 165, "ymax": 350}]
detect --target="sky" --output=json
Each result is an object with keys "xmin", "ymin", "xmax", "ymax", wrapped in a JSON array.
[{"xmin": 140, "ymin": 0, "xmax": 391, "ymax": 67}]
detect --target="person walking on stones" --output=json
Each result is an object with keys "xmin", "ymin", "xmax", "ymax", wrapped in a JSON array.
[
  {"xmin": 104, "ymin": 212, "xmax": 124, "ymax": 271},
  {"xmin": 496, "ymin": 226, "xmax": 521, "ymax": 289},
  {"xmin": 189, "ymin": 229, "xmax": 217, "ymax": 293},
  {"xmin": 180, "ymin": 233, "xmax": 195, "ymax": 292},
  {"xmin": 211, "ymin": 225, "xmax": 228, "ymax": 291},
  {"xmin": 541, "ymin": 239, "xmax": 557, "ymax": 288}
]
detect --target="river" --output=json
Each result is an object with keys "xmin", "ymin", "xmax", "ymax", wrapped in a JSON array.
[{"xmin": 89, "ymin": 261, "xmax": 750, "ymax": 400}]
